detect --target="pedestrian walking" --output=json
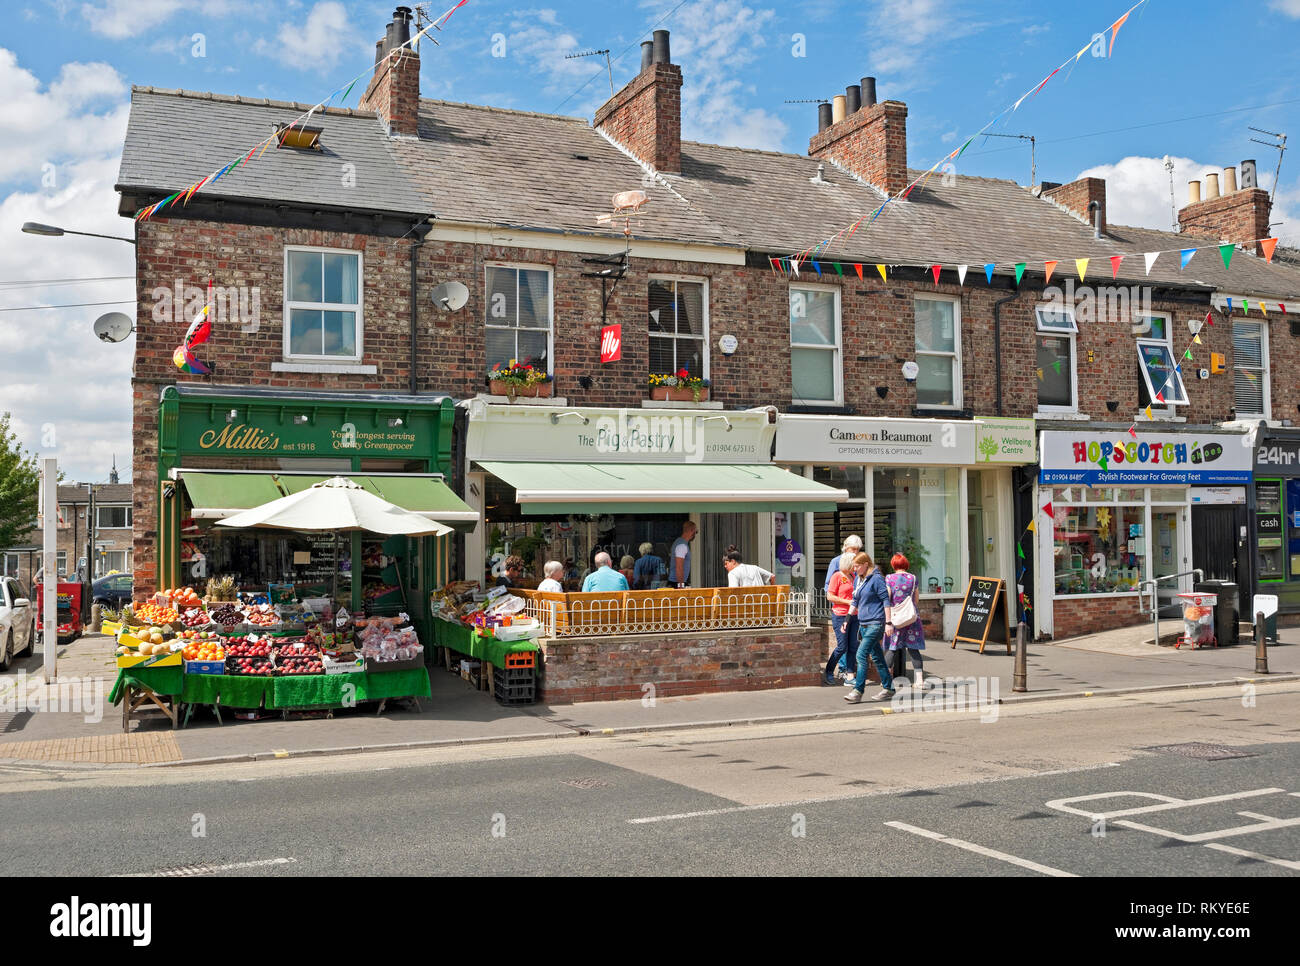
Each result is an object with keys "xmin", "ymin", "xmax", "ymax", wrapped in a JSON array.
[
  {"xmin": 883, "ymin": 553, "xmax": 928, "ymax": 689},
  {"xmin": 823, "ymin": 534, "xmax": 863, "ymax": 595},
  {"xmin": 823, "ymin": 553, "xmax": 858, "ymax": 685},
  {"xmin": 722, "ymin": 546, "xmax": 775, "ymax": 587},
  {"xmin": 671, "ymin": 520, "xmax": 697, "ymax": 588},
  {"xmin": 844, "ymin": 552, "xmax": 894, "ymax": 703}
]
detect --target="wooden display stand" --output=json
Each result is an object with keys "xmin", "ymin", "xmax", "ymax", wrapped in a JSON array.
[
  {"xmin": 951, "ymin": 576, "xmax": 1013, "ymax": 654},
  {"xmin": 121, "ymin": 684, "xmax": 179, "ymax": 731}
]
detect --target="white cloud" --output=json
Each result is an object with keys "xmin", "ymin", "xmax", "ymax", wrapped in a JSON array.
[
  {"xmin": 1077, "ymin": 155, "xmax": 1299, "ymax": 246},
  {"xmin": 81, "ymin": 0, "xmax": 187, "ymax": 38},
  {"xmin": 1269, "ymin": 0, "xmax": 1300, "ymax": 17},
  {"xmin": 865, "ymin": 0, "xmax": 991, "ymax": 93},
  {"xmin": 270, "ymin": 1, "xmax": 356, "ymax": 72}
]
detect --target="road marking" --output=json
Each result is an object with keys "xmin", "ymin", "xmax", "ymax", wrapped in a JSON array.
[
  {"xmin": 885, "ymin": 821, "xmax": 1077, "ymax": 877},
  {"xmin": 125, "ymin": 856, "xmax": 297, "ymax": 877},
  {"xmin": 1116, "ymin": 811, "xmax": 1300, "ymax": 843},
  {"xmin": 1046, "ymin": 788, "xmax": 1284, "ymax": 820},
  {"xmin": 1204, "ymin": 843, "xmax": 1300, "ymax": 871}
]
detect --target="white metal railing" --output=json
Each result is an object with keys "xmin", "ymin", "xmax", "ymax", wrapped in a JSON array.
[{"xmin": 522, "ymin": 590, "xmax": 810, "ymax": 638}]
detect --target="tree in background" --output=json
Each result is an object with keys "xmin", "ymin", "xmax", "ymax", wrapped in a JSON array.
[{"xmin": 0, "ymin": 412, "xmax": 41, "ymax": 550}]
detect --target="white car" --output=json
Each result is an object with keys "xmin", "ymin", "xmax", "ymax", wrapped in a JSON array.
[{"xmin": 0, "ymin": 577, "xmax": 36, "ymax": 671}]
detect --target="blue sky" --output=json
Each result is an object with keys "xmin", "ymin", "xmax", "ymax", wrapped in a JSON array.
[{"xmin": 2, "ymin": 0, "xmax": 1300, "ymax": 484}]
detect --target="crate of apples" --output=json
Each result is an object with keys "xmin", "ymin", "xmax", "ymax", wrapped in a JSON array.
[
  {"xmin": 244, "ymin": 609, "xmax": 279, "ymax": 628},
  {"xmin": 226, "ymin": 656, "xmax": 273, "ymax": 676},
  {"xmin": 225, "ymin": 639, "xmax": 271, "ymax": 658},
  {"xmin": 276, "ymin": 656, "xmax": 324, "ymax": 676},
  {"xmin": 164, "ymin": 586, "xmax": 202, "ymax": 610},
  {"xmin": 274, "ymin": 642, "xmax": 321, "ymax": 659},
  {"xmin": 179, "ymin": 607, "xmax": 211, "ymax": 628}
]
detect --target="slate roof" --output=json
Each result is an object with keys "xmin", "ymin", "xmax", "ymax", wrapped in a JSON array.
[{"xmin": 117, "ymin": 87, "xmax": 427, "ymax": 218}]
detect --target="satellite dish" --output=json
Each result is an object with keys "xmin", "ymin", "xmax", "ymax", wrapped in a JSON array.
[
  {"xmin": 431, "ymin": 281, "xmax": 469, "ymax": 312},
  {"xmin": 93, "ymin": 312, "xmax": 134, "ymax": 343}
]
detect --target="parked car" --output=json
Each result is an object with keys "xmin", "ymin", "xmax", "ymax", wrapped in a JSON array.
[
  {"xmin": 92, "ymin": 572, "xmax": 133, "ymax": 612},
  {"xmin": 0, "ymin": 577, "xmax": 36, "ymax": 671}
]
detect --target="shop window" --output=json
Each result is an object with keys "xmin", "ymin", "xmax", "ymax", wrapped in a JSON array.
[
  {"xmin": 284, "ymin": 247, "xmax": 362, "ymax": 361},
  {"xmin": 1136, "ymin": 316, "xmax": 1187, "ymax": 408},
  {"xmin": 1035, "ymin": 306, "xmax": 1077, "ymax": 412},
  {"xmin": 873, "ymin": 467, "xmax": 960, "ymax": 594},
  {"xmin": 650, "ymin": 278, "xmax": 708, "ymax": 379},
  {"xmin": 96, "ymin": 505, "xmax": 131, "ymax": 530},
  {"xmin": 1233, "ymin": 320, "xmax": 1269, "ymax": 418},
  {"xmin": 1053, "ymin": 503, "xmax": 1144, "ymax": 596},
  {"xmin": 790, "ymin": 286, "xmax": 841, "ymax": 404},
  {"xmin": 485, "ymin": 265, "xmax": 552, "ymax": 372},
  {"xmin": 914, "ymin": 296, "xmax": 961, "ymax": 408}
]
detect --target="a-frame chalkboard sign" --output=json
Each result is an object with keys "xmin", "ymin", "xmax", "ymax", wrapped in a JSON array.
[{"xmin": 950, "ymin": 576, "xmax": 1012, "ymax": 654}]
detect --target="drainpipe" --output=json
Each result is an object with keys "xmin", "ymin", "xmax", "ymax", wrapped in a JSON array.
[
  {"xmin": 409, "ymin": 219, "xmax": 432, "ymax": 395},
  {"xmin": 1088, "ymin": 200, "xmax": 1102, "ymax": 239},
  {"xmin": 992, "ymin": 286, "xmax": 1023, "ymax": 416}
]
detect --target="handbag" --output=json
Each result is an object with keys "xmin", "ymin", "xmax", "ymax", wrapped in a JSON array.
[{"xmin": 890, "ymin": 574, "xmax": 919, "ymax": 629}]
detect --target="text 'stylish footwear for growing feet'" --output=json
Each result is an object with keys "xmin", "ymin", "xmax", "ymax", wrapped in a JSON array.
[{"xmin": 844, "ymin": 689, "xmax": 863, "ymax": 704}]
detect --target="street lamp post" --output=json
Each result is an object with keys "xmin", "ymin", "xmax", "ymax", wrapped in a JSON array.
[{"xmin": 21, "ymin": 222, "xmax": 136, "ymax": 246}]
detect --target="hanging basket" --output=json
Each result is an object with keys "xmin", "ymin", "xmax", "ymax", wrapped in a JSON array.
[{"xmin": 650, "ymin": 385, "xmax": 709, "ymax": 403}]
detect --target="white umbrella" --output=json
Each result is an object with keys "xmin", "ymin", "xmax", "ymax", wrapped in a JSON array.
[{"xmin": 216, "ymin": 477, "xmax": 452, "ymax": 603}]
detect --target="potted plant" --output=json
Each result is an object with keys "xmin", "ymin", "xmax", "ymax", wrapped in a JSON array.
[
  {"xmin": 649, "ymin": 369, "xmax": 711, "ymax": 403},
  {"xmin": 488, "ymin": 360, "xmax": 553, "ymax": 401}
]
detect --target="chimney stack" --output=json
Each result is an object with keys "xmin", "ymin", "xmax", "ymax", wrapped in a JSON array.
[
  {"xmin": 359, "ymin": 7, "xmax": 420, "ymax": 138},
  {"xmin": 808, "ymin": 76, "xmax": 907, "ymax": 197},
  {"xmin": 1178, "ymin": 161, "xmax": 1273, "ymax": 254},
  {"xmin": 595, "ymin": 29, "xmax": 683, "ymax": 173},
  {"xmin": 1042, "ymin": 177, "xmax": 1107, "ymax": 237}
]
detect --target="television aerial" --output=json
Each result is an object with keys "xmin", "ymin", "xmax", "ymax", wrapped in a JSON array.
[
  {"xmin": 93, "ymin": 311, "xmax": 134, "ymax": 343},
  {"xmin": 430, "ymin": 281, "xmax": 469, "ymax": 312}
]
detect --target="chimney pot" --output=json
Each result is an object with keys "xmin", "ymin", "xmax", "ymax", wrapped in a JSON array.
[
  {"xmin": 393, "ymin": 6, "xmax": 412, "ymax": 45},
  {"xmin": 846, "ymin": 85, "xmax": 861, "ymax": 115},
  {"xmin": 861, "ymin": 76, "xmax": 877, "ymax": 106},
  {"xmin": 1188, "ymin": 180, "xmax": 1201, "ymax": 204},
  {"xmin": 640, "ymin": 41, "xmax": 654, "ymax": 71},
  {"xmin": 1240, "ymin": 159, "xmax": 1258, "ymax": 189},
  {"xmin": 1223, "ymin": 166, "xmax": 1238, "ymax": 194},
  {"xmin": 652, "ymin": 29, "xmax": 671, "ymax": 65},
  {"xmin": 817, "ymin": 101, "xmax": 832, "ymax": 133},
  {"xmin": 832, "ymin": 95, "xmax": 846, "ymax": 125},
  {"xmin": 1205, "ymin": 172, "xmax": 1220, "ymax": 199}
]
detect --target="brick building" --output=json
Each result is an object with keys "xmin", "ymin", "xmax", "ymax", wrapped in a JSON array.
[
  {"xmin": 115, "ymin": 8, "xmax": 1300, "ymax": 659},
  {"xmin": 1, "ymin": 482, "xmax": 134, "ymax": 589}
]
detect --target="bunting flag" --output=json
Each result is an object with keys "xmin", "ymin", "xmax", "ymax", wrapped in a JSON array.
[
  {"xmin": 1242, "ymin": 298, "xmax": 1250, "ymax": 314},
  {"xmin": 1205, "ymin": 309, "xmax": 1214, "ymax": 327},
  {"xmin": 1109, "ymin": 255, "xmax": 1123, "ymax": 279},
  {"xmin": 1144, "ymin": 405, "xmax": 1153, "ymax": 419},
  {"xmin": 1076, "ymin": 258, "xmax": 1089, "ymax": 282},
  {"xmin": 1261, "ymin": 237, "xmax": 1279, "ymax": 263},
  {"xmin": 1193, "ymin": 333, "xmax": 1202, "ymax": 345},
  {"xmin": 1014, "ymin": 263, "xmax": 1026, "ymax": 285},
  {"xmin": 791, "ymin": 260, "xmax": 800, "ymax": 277},
  {"xmin": 1027, "ymin": 520, "xmax": 1037, "ymax": 534},
  {"xmin": 930, "ymin": 264, "xmax": 942, "ymax": 284},
  {"xmin": 812, "ymin": 261, "xmax": 822, "ymax": 276},
  {"xmin": 1144, "ymin": 252, "xmax": 1159, "ymax": 275},
  {"xmin": 1016, "ymin": 542, "xmax": 1025, "ymax": 560},
  {"xmin": 985, "ymin": 263, "xmax": 995, "ymax": 285},
  {"xmin": 1128, "ymin": 424, "xmax": 1137, "ymax": 439},
  {"xmin": 1098, "ymin": 456, "xmax": 1109, "ymax": 471},
  {"xmin": 1042, "ymin": 501, "xmax": 1054, "ymax": 518},
  {"xmin": 1180, "ymin": 248, "xmax": 1196, "ymax": 269},
  {"xmin": 832, "ymin": 262, "xmax": 844, "ymax": 276},
  {"xmin": 854, "ymin": 263, "xmax": 864, "ymax": 279},
  {"xmin": 1260, "ymin": 301, "xmax": 1268, "ymax": 316},
  {"xmin": 876, "ymin": 264, "xmax": 887, "ymax": 283},
  {"xmin": 957, "ymin": 264, "xmax": 968, "ymax": 286},
  {"xmin": 1282, "ymin": 304, "xmax": 1288, "ymax": 314},
  {"xmin": 1225, "ymin": 297, "xmax": 1233, "ymax": 313},
  {"xmin": 1220, "ymin": 243, "xmax": 1234, "ymax": 270},
  {"xmin": 1109, "ymin": 6, "xmax": 1133, "ymax": 57},
  {"xmin": 1044, "ymin": 260, "xmax": 1058, "ymax": 284},
  {"xmin": 1155, "ymin": 390, "xmax": 1165, "ymax": 402},
  {"xmin": 1184, "ymin": 348, "xmax": 1193, "ymax": 359}
]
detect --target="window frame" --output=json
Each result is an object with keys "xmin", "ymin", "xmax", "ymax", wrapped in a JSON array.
[
  {"xmin": 2, "ymin": 552, "xmax": 19, "ymax": 577},
  {"xmin": 648, "ymin": 274, "xmax": 711, "ymax": 380},
  {"xmin": 1035, "ymin": 305, "xmax": 1078, "ymax": 414},
  {"xmin": 1232, "ymin": 319, "xmax": 1270, "ymax": 420},
  {"xmin": 913, "ymin": 293, "xmax": 963, "ymax": 410},
  {"xmin": 95, "ymin": 505, "xmax": 132, "ymax": 530},
  {"xmin": 56, "ymin": 550, "xmax": 67, "ymax": 577},
  {"xmin": 788, "ymin": 282, "xmax": 843, "ymax": 406},
  {"xmin": 1136, "ymin": 337, "xmax": 1190, "ymax": 407},
  {"xmin": 484, "ymin": 262, "xmax": 555, "ymax": 374},
  {"xmin": 282, "ymin": 245, "xmax": 365, "ymax": 364}
]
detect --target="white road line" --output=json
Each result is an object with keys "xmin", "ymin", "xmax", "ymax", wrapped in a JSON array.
[
  {"xmin": 1047, "ymin": 788, "xmax": 1285, "ymax": 820},
  {"xmin": 884, "ymin": 821, "xmax": 1078, "ymax": 877},
  {"xmin": 1115, "ymin": 813, "xmax": 1300, "ymax": 843},
  {"xmin": 123, "ymin": 856, "xmax": 297, "ymax": 877},
  {"xmin": 1204, "ymin": 843, "xmax": 1300, "ymax": 871},
  {"xmin": 627, "ymin": 792, "xmax": 874, "ymax": 824}
]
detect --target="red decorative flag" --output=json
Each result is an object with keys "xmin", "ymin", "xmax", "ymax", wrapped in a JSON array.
[
  {"xmin": 600, "ymin": 324, "xmax": 622, "ymax": 364},
  {"xmin": 1109, "ymin": 9, "xmax": 1131, "ymax": 57},
  {"xmin": 1042, "ymin": 501, "xmax": 1053, "ymax": 519},
  {"xmin": 1281, "ymin": 304, "xmax": 1287, "ymax": 315},
  {"xmin": 1155, "ymin": 389, "xmax": 1165, "ymax": 402},
  {"xmin": 1261, "ymin": 237, "xmax": 1279, "ymax": 263},
  {"xmin": 1110, "ymin": 254, "xmax": 1124, "ymax": 278},
  {"xmin": 1205, "ymin": 309, "xmax": 1214, "ymax": 327},
  {"xmin": 854, "ymin": 263, "xmax": 864, "ymax": 280},
  {"xmin": 931, "ymin": 264, "xmax": 942, "ymax": 285},
  {"xmin": 1128, "ymin": 424, "xmax": 1137, "ymax": 439},
  {"xmin": 1043, "ymin": 260, "xmax": 1058, "ymax": 284}
]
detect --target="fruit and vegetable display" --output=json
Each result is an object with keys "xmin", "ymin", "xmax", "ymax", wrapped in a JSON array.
[
  {"xmin": 224, "ymin": 638, "xmax": 272, "ymax": 658},
  {"xmin": 357, "ymin": 616, "xmax": 422, "ymax": 664},
  {"xmin": 273, "ymin": 640, "xmax": 321, "ymax": 658},
  {"xmin": 208, "ymin": 603, "xmax": 243, "ymax": 627},
  {"xmin": 182, "ymin": 640, "xmax": 225, "ymax": 662},
  {"xmin": 205, "ymin": 576, "xmax": 238, "ymax": 602},
  {"xmin": 226, "ymin": 656, "xmax": 273, "ymax": 676},
  {"xmin": 135, "ymin": 601, "xmax": 180, "ymax": 626},
  {"xmin": 180, "ymin": 607, "xmax": 211, "ymax": 628},
  {"xmin": 276, "ymin": 656, "xmax": 325, "ymax": 675},
  {"xmin": 244, "ymin": 607, "xmax": 279, "ymax": 628},
  {"xmin": 162, "ymin": 586, "xmax": 203, "ymax": 610},
  {"xmin": 363, "ymin": 582, "xmax": 400, "ymax": 602}
]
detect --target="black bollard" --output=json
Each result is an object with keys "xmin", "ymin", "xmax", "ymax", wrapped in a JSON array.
[
  {"xmin": 1013, "ymin": 621, "xmax": 1028, "ymax": 692},
  {"xmin": 1255, "ymin": 610, "xmax": 1269, "ymax": 675}
]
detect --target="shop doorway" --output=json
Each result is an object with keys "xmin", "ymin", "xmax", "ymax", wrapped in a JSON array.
[
  {"xmin": 700, "ymin": 513, "xmax": 755, "ymax": 588},
  {"xmin": 1192, "ymin": 504, "xmax": 1250, "ymax": 616},
  {"xmin": 1150, "ymin": 507, "xmax": 1188, "ymax": 614}
]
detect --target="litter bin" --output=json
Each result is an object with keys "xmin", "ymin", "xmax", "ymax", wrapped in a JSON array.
[
  {"xmin": 1176, "ymin": 591, "xmax": 1218, "ymax": 648},
  {"xmin": 1196, "ymin": 580, "xmax": 1238, "ymax": 646},
  {"xmin": 1253, "ymin": 594, "xmax": 1279, "ymax": 645}
]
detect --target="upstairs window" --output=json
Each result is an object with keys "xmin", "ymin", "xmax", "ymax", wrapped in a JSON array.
[
  {"xmin": 1036, "ymin": 305, "xmax": 1077, "ymax": 412},
  {"xmin": 285, "ymin": 247, "xmax": 362, "ymax": 361},
  {"xmin": 96, "ymin": 505, "xmax": 132, "ymax": 530},
  {"xmin": 1136, "ymin": 314, "xmax": 1187, "ymax": 408},
  {"xmin": 1233, "ymin": 320, "xmax": 1268, "ymax": 418},
  {"xmin": 914, "ymin": 296, "xmax": 961, "ymax": 408},
  {"xmin": 649, "ymin": 278, "xmax": 707, "ymax": 378},
  {"xmin": 789, "ymin": 286, "xmax": 841, "ymax": 404},
  {"xmin": 486, "ymin": 266, "xmax": 552, "ymax": 371}
]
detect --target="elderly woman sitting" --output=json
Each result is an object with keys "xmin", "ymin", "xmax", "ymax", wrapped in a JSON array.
[{"xmin": 537, "ymin": 560, "xmax": 565, "ymax": 594}]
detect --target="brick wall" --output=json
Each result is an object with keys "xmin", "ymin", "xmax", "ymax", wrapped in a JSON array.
[
  {"xmin": 1178, "ymin": 189, "xmax": 1272, "ymax": 254},
  {"xmin": 808, "ymin": 101, "xmax": 908, "ymax": 197},
  {"xmin": 359, "ymin": 49, "xmax": 420, "ymax": 138},
  {"xmin": 594, "ymin": 63, "xmax": 682, "ymax": 174},
  {"xmin": 1043, "ymin": 177, "xmax": 1106, "ymax": 235},
  {"xmin": 1049, "ymin": 594, "xmax": 1146, "ymax": 640},
  {"xmin": 537, "ymin": 626, "xmax": 825, "ymax": 703}
]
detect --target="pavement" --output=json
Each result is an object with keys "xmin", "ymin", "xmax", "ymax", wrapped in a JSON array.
[{"xmin": 0, "ymin": 623, "xmax": 1295, "ymax": 768}]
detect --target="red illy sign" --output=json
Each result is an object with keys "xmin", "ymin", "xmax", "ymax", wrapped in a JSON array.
[{"xmin": 600, "ymin": 324, "xmax": 622, "ymax": 363}]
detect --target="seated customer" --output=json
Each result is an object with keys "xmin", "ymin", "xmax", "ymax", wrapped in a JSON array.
[
  {"xmin": 581, "ymin": 551, "xmax": 630, "ymax": 592},
  {"xmin": 496, "ymin": 555, "xmax": 524, "ymax": 588},
  {"xmin": 537, "ymin": 560, "xmax": 565, "ymax": 594}
]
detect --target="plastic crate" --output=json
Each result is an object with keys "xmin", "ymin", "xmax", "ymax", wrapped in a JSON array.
[
  {"xmin": 493, "ymin": 682, "xmax": 536, "ymax": 705},
  {"xmin": 503, "ymin": 650, "xmax": 536, "ymax": 669},
  {"xmin": 494, "ymin": 666, "xmax": 535, "ymax": 686},
  {"xmin": 184, "ymin": 658, "xmax": 225, "ymax": 675}
]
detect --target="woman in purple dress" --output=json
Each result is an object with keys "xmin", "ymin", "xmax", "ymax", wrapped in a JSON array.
[{"xmin": 884, "ymin": 553, "xmax": 928, "ymax": 690}]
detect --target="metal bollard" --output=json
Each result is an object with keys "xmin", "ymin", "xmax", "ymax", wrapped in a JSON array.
[
  {"xmin": 1013, "ymin": 621, "xmax": 1028, "ymax": 692},
  {"xmin": 1255, "ymin": 611, "xmax": 1269, "ymax": 675}
]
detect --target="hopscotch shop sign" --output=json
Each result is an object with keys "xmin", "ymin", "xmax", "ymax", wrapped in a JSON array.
[{"xmin": 1039, "ymin": 431, "xmax": 1251, "ymax": 486}]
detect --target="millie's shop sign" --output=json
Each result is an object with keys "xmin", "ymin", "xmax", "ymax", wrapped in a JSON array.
[{"xmin": 1040, "ymin": 431, "xmax": 1251, "ymax": 485}]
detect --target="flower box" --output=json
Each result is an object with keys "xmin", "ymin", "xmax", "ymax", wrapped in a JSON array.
[
  {"xmin": 650, "ymin": 385, "xmax": 710, "ymax": 403},
  {"xmin": 489, "ymin": 379, "xmax": 553, "ymax": 399}
]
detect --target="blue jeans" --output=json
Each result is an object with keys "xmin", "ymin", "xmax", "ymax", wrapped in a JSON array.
[
  {"xmin": 853, "ymin": 621, "xmax": 894, "ymax": 693},
  {"xmin": 827, "ymin": 614, "xmax": 859, "ymax": 678}
]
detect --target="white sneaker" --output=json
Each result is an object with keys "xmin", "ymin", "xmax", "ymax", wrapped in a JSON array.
[
  {"xmin": 870, "ymin": 688, "xmax": 895, "ymax": 702},
  {"xmin": 843, "ymin": 676, "xmax": 858, "ymax": 687},
  {"xmin": 844, "ymin": 689, "xmax": 862, "ymax": 704}
]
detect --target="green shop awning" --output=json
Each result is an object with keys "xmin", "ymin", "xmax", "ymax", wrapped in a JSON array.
[
  {"xmin": 477, "ymin": 462, "xmax": 848, "ymax": 514},
  {"xmin": 275, "ymin": 475, "xmax": 478, "ymax": 531},
  {"xmin": 178, "ymin": 472, "xmax": 287, "ymax": 520}
]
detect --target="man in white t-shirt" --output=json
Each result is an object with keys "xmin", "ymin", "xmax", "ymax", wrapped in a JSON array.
[
  {"xmin": 671, "ymin": 520, "xmax": 696, "ymax": 588},
  {"xmin": 723, "ymin": 547, "xmax": 775, "ymax": 587}
]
